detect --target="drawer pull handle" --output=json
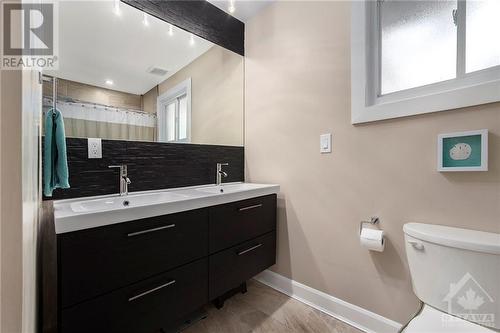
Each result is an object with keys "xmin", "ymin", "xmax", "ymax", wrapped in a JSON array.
[
  {"xmin": 238, "ymin": 204, "xmax": 263, "ymax": 212},
  {"xmin": 237, "ymin": 243, "xmax": 263, "ymax": 256},
  {"xmin": 128, "ymin": 280, "xmax": 176, "ymax": 302},
  {"xmin": 127, "ymin": 224, "xmax": 175, "ymax": 237}
]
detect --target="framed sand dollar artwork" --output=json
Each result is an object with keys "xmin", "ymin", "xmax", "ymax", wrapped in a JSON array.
[{"xmin": 438, "ymin": 129, "xmax": 488, "ymax": 172}]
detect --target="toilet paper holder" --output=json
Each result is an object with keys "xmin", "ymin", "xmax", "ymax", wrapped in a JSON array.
[{"xmin": 359, "ymin": 216, "xmax": 380, "ymax": 235}]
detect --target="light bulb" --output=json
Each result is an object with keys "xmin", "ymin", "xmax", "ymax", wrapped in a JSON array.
[
  {"xmin": 228, "ymin": 0, "xmax": 235, "ymax": 13},
  {"xmin": 113, "ymin": 0, "xmax": 121, "ymax": 16},
  {"xmin": 143, "ymin": 13, "xmax": 149, "ymax": 26},
  {"xmin": 105, "ymin": 79, "xmax": 114, "ymax": 86}
]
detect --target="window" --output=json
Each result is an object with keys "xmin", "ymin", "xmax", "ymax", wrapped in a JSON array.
[
  {"xmin": 466, "ymin": 0, "xmax": 500, "ymax": 72},
  {"xmin": 351, "ymin": 0, "xmax": 500, "ymax": 124},
  {"xmin": 157, "ymin": 78, "xmax": 191, "ymax": 142},
  {"xmin": 380, "ymin": 1, "xmax": 457, "ymax": 94},
  {"xmin": 163, "ymin": 94, "xmax": 188, "ymax": 142}
]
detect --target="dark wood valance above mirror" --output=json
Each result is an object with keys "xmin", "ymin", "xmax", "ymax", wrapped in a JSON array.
[{"xmin": 122, "ymin": 0, "xmax": 245, "ymax": 56}]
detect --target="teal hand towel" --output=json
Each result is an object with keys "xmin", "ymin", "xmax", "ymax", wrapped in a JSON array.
[{"xmin": 44, "ymin": 108, "xmax": 70, "ymax": 197}]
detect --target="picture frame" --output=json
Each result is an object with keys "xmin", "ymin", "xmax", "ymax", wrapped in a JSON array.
[{"xmin": 437, "ymin": 129, "xmax": 488, "ymax": 172}]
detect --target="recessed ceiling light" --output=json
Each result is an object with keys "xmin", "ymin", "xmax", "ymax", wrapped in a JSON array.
[
  {"xmin": 113, "ymin": 0, "xmax": 121, "ymax": 16},
  {"xmin": 228, "ymin": 0, "xmax": 235, "ymax": 13},
  {"xmin": 105, "ymin": 80, "xmax": 114, "ymax": 85}
]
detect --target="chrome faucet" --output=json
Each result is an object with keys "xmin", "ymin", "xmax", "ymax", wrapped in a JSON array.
[
  {"xmin": 216, "ymin": 163, "xmax": 229, "ymax": 186},
  {"xmin": 108, "ymin": 165, "xmax": 131, "ymax": 196}
]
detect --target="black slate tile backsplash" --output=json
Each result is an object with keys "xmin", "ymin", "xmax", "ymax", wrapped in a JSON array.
[{"xmin": 43, "ymin": 138, "xmax": 244, "ymax": 200}]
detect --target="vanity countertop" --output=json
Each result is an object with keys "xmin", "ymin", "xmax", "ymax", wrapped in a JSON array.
[{"xmin": 53, "ymin": 182, "xmax": 280, "ymax": 234}]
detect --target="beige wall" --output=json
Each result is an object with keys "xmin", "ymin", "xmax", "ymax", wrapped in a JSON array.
[
  {"xmin": 245, "ymin": 1, "xmax": 500, "ymax": 324},
  {"xmin": 43, "ymin": 77, "xmax": 143, "ymax": 110},
  {"xmin": 159, "ymin": 45, "xmax": 244, "ymax": 146},
  {"xmin": 142, "ymin": 86, "xmax": 158, "ymax": 114},
  {"xmin": 0, "ymin": 69, "xmax": 23, "ymax": 333}
]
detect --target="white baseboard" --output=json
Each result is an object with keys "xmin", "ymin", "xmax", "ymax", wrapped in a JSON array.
[{"xmin": 254, "ymin": 270, "xmax": 403, "ymax": 333}]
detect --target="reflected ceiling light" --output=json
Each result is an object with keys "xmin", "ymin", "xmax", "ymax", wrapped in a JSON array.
[
  {"xmin": 113, "ymin": 0, "xmax": 121, "ymax": 16},
  {"xmin": 189, "ymin": 34, "xmax": 195, "ymax": 46},
  {"xmin": 168, "ymin": 24, "xmax": 174, "ymax": 36},
  {"xmin": 228, "ymin": 0, "xmax": 235, "ymax": 14},
  {"xmin": 105, "ymin": 79, "xmax": 114, "ymax": 86},
  {"xmin": 142, "ymin": 13, "xmax": 149, "ymax": 26}
]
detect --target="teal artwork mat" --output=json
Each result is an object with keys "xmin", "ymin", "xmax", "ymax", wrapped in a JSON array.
[{"xmin": 442, "ymin": 135, "xmax": 482, "ymax": 167}]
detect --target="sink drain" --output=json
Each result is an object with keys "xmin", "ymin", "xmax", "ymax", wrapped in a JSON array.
[{"xmin": 123, "ymin": 200, "xmax": 130, "ymax": 207}]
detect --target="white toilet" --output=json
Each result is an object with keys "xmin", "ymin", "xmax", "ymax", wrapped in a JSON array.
[{"xmin": 403, "ymin": 223, "xmax": 500, "ymax": 333}]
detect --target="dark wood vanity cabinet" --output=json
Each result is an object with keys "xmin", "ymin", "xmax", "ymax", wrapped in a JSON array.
[
  {"xmin": 209, "ymin": 195, "xmax": 277, "ymax": 253},
  {"xmin": 55, "ymin": 194, "xmax": 277, "ymax": 333},
  {"xmin": 61, "ymin": 259, "xmax": 208, "ymax": 333},
  {"xmin": 59, "ymin": 209, "xmax": 209, "ymax": 308},
  {"xmin": 209, "ymin": 232, "xmax": 276, "ymax": 300}
]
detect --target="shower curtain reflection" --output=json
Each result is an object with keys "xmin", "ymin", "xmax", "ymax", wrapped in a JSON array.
[{"xmin": 42, "ymin": 99, "xmax": 157, "ymax": 142}]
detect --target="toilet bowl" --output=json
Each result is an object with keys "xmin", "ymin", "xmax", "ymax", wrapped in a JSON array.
[{"xmin": 403, "ymin": 223, "xmax": 500, "ymax": 333}]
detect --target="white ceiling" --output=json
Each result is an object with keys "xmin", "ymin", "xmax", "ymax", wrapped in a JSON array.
[
  {"xmin": 207, "ymin": 0, "xmax": 273, "ymax": 23},
  {"xmin": 47, "ymin": 1, "xmax": 214, "ymax": 95}
]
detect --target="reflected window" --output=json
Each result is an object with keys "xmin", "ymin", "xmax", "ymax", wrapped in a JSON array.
[{"xmin": 157, "ymin": 78, "xmax": 191, "ymax": 143}]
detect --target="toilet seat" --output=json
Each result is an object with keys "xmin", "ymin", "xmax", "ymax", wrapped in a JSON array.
[{"xmin": 403, "ymin": 305, "xmax": 496, "ymax": 333}]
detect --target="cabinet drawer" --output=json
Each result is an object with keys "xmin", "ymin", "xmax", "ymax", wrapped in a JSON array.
[
  {"xmin": 209, "ymin": 232, "xmax": 276, "ymax": 299},
  {"xmin": 59, "ymin": 209, "xmax": 208, "ymax": 308},
  {"xmin": 209, "ymin": 194, "xmax": 276, "ymax": 253},
  {"xmin": 61, "ymin": 258, "xmax": 208, "ymax": 333}
]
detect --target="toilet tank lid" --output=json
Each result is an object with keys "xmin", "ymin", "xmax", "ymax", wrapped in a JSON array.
[{"xmin": 404, "ymin": 223, "xmax": 500, "ymax": 255}]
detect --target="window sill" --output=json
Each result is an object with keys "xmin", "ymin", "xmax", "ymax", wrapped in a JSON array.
[{"xmin": 351, "ymin": 79, "xmax": 500, "ymax": 124}]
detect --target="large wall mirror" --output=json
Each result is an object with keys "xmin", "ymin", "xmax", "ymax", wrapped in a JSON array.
[{"xmin": 43, "ymin": 1, "xmax": 244, "ymax": 146}]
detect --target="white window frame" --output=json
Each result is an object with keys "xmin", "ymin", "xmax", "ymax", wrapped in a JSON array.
[
  {"xmin": 351, "ymin": 1, "xmax": 500, "ymax": 124},
  {"xmin": 157, "ymin": 78, "xmax": 192, "ymax": 143}
]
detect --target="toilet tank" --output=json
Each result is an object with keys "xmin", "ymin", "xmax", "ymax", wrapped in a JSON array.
[{"xmin": 404, "ymin": 223, "xmax": 500, "ymax": 329}]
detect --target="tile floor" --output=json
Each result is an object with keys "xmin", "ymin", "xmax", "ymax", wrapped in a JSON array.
[{"xmin": 183, "ymin": 280, "xmax": 363, "ymax": 333}]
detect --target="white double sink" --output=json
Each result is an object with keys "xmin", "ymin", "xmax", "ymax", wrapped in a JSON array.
[{"xmin": 54, "ymin": 183, "xmax": 280, "ymax": 234}]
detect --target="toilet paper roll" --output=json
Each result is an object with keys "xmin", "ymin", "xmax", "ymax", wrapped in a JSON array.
[{"xmin": 360, "ymin": 227, "xmax": 385, "ymax": 252}]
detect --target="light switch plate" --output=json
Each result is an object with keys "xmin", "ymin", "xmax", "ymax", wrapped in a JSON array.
[
  {"xmin": 88, "ymin": 138, "xmax": 102, "ymax": 159},
  {"xmin": 320, "ymin": 133, "xmax": 332, "ymax": 153}
]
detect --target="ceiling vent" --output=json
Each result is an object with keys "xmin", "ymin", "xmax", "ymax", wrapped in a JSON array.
[{"xmin": 147, "ymin": 66, "xmax": 169, "ymax": 76}]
